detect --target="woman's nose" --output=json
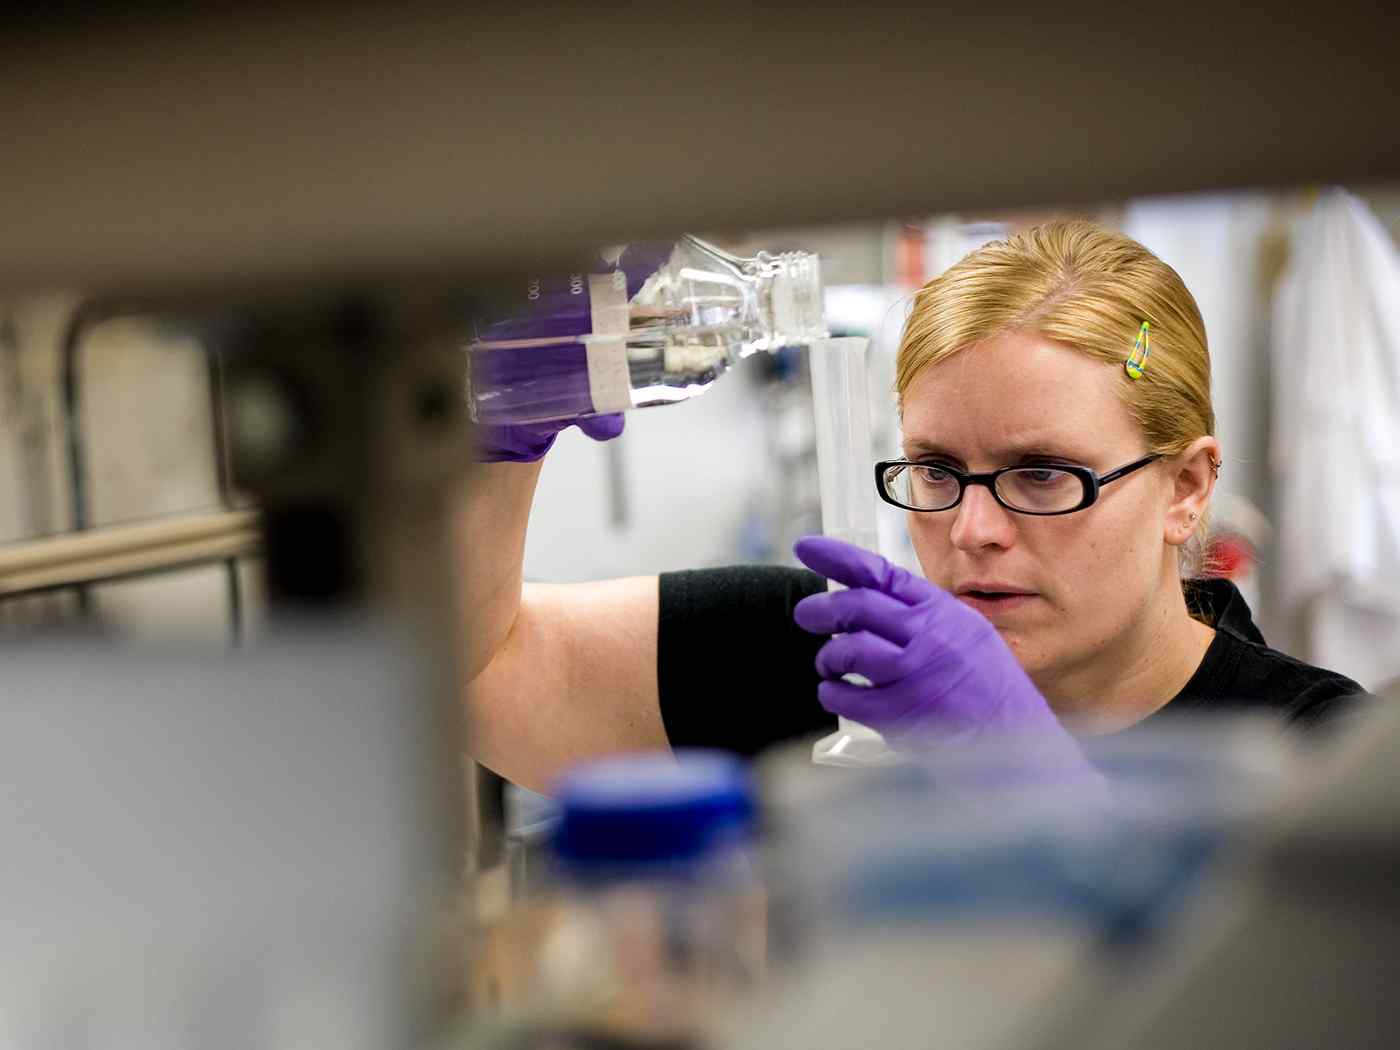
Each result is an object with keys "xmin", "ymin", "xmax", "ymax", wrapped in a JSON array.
[{"xmin": 949, "ymin": 483, "xmax": 1017, "ymax": 551}]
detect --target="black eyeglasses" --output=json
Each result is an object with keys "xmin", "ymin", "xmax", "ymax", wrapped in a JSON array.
[{"xmin": 875, "ymin": 454, "xmax": 1162, "ymax": 516}]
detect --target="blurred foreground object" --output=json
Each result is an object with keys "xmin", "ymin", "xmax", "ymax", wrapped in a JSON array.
[
  {"xmin": 464, "ymin": 751, "xmax": 764, "ymax": 1049},
  {"xmin": 0, "ymin": 289, "xmax": 478, "ymax": 1047},
  {"xmin": 727, "ymin": 704, "xmax": 1400, "ymax": 1050},
  {"xmin": 0, "ymin": 634, "xmax": 453, "ymax": 1049},
  {"xmin": 1039, "ymin": 700, "xmax": 1400, "ymax": 1050},
  {"xmin": 726, "ymin": 717, "xmax": 1299, "ymax": 1050},
  {"xmin": 0, "ymin": 8, "xmax": 1396, "ymax": 292}
]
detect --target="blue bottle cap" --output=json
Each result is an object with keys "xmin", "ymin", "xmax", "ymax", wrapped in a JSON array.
[{"xmin": 551, "ymin": 750, "xmax": 755, "ymax": 875}]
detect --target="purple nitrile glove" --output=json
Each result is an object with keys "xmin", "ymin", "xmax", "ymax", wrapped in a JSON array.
[
  {"xmin": 792, "ymin": 535, "xmax": 1093, "ymax": 776},
  {"xmin": 474, "ymin": 412, "xmax": 625, "ymax": 464}
]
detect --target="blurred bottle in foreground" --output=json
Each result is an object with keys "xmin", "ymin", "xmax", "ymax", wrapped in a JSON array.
[
  {"xmin": 717, "ymin": 718, "xmax": 1298, "ymax": 1050},
  {"xmin": 466, "ymin": 236, "xmax": 826, "ymax": 426},
  {"xmin": 463, "ymin": 750, "xmax": 766, "ymax": 1050}
]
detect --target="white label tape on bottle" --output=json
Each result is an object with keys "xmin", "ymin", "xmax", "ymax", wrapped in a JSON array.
[{"xmin": 586, "ymin": 271, "xmax": 632, "ymax": 414}]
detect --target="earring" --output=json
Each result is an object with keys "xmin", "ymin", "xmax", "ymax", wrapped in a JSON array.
[
  {"xmin": 1209, "ymin": 457, "xmax": 1221, "ymax": 477},
  {"xmin": 1189, "ymin": 512, "xmax": 1198, "ymax": 521}
]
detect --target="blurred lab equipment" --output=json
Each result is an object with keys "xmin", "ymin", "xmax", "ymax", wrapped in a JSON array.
[
  {"xmin": 0, "ymin": 304, "xmax": 257, "ymax": 638},
  {"xmin": 0, "ymin": 633, "xmax": 455, "ymax": 1050},
  {"xmin": 805, "ymin": 335, "xmax": 898, "ymax": 767},
  {"xmin": 466, "ymin": 750, "xmax": 764, "ymax": 1049},
  {"xmin": 0, "ymin": 292, "xmax": 477, "ymax": 1049},
  {"xmin": 1031, "ymin": 699, "xmax": 1400, "ymax": 1050},
  {"xmin": 729, "ymin": 716, "xmax": 1300, "ymax": 1050},
  {"xmin": 1271, "ymin": 188, "xmax": 1400, "ymax": 691},
  {"xmin": 502, "ymin": 785, "xmax": 563, "ymax": 902},
  {"xmin": 61, "ymin": 303, "xmax": 248, "ymax": 632},
  {"xmin": 466, "ymin": 236, "xmax": 826, "ymax": 426}
]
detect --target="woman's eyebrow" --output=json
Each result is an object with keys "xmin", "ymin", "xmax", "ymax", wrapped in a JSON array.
[
  {"xmin": 900, "ymin": 440, "xmax": 967, "ymax": 464},
  {"xmin": 1006, "ymin": 446, "xmax": 1084, "ymax": 462},
  {"xmin": 900, "ymin": 438, "xmax": 1086, "ymax": 461},
  {"xmin": 901, "ymin": 438, "xmax": 949, "ymax": 457}
]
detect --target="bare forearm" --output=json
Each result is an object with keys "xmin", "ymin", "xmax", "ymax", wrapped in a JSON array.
[
  {"xmin": 453, "ymin": 459, "xmax": 544, "ymax": 682},
  {"xmin": 470, "ymin": 576, "xmax": 665, "ymax": 792}
]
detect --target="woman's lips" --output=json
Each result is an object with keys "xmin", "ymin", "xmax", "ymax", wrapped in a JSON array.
[{"xmin": 954, "ymin": 590, "xmax": 1037, "ymax": 617}]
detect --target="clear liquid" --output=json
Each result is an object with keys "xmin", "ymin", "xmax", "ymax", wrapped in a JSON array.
[{"xmin": 467, "ymin": 334, "xmax": 737, "ymax": 426}]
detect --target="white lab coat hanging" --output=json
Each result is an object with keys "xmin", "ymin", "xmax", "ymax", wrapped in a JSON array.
[{"xmin": 1271, "ymin": 189, "xmax": 1400, "ymax": 691}]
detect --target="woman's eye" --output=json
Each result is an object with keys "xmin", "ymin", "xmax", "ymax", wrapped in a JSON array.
[
  {"xmin": 914, "ymin": 465, "xmax": 954, "ymax": 484},
  {"xmin": 1013, "ymin": 466, "xmax": 1078, "ymax": 489}
]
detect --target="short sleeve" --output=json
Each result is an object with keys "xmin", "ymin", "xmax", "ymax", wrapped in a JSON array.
[{"xmin": 657, "ymin": 565, "xmax": 833, "ymax": 757}]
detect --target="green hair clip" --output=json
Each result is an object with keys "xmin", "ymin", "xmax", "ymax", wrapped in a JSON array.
[{"xmin": 1125, "ymin": 321, "xmax": 1150, "ymax": 380}]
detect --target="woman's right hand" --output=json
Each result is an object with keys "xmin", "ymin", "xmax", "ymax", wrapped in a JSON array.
[
  {"xmin": 792, "ymin": 536, "xmax": 1097, "ymax": 783},
  {"xmin": 475, "ymin": 414, "xmax": 626, "ymax": 463}
]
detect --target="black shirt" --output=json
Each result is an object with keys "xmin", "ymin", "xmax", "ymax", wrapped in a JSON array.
[{"xmin": 656, "ymin": 566, "xmax": 1369, "ymax": 758}]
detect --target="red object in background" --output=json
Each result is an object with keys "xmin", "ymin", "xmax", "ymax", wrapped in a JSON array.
[
  {"xmin": 896, "ymin": 223, "xmax": 926, "ymax": 287},
  {"xmin": 1204, "ymin": 532, "xmax": 1257, "ymax": 581}
]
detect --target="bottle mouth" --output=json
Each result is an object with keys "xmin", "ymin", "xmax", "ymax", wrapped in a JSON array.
[{"xmin": 771, "ymin": 253, "xmax": 828, "ymax": 346}]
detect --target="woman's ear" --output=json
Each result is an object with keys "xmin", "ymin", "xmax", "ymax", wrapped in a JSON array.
[{"xmin": 1164, "ymin": 436, "xmax": 1221, "ymax": 548}]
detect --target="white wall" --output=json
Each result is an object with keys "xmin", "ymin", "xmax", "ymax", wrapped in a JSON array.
[{"xmin": 523, "ymin": 361, "xmax": 774, "ymax": 582}]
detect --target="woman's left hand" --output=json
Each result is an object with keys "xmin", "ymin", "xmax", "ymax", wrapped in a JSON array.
[{"xmin": 792, "ymin": 536, "xmax": 1090, "ymax": 773}]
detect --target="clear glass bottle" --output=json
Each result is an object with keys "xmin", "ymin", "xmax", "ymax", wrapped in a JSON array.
[{"xmin": 466, "ymin": 236, "xmax": 826, "ymax": 426}]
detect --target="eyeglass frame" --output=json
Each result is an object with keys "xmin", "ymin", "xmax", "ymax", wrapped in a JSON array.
[{"xmin": 874, "ymin": 453, "xmax": 1163, "ymax": 517}]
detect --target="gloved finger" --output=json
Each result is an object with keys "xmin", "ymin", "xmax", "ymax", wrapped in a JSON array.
[
  {"xmin": 793, "ymin": 536, "xmax": 933, "ymax": 606},
  {"xmin": 813, "ymin": 631, "xmax": 909, "ymax": 685},
  {"xmin": 794, "ymin": 587, "xmax": 923, "ymax": 646},
  {"xmin": 815, "ymin": 678, "xmax": 907, "ymax": 731},
  {"xmin": 473, "ymin": 423, "xmax": 559, "ymax": 464},
  {"xmin": 575, "ymin": 414, "xmax": 626, "ymax": 442}
]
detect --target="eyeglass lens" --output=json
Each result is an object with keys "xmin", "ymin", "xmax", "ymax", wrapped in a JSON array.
[{"xmin": 884, "ymin": 464, "xmax": 1088, "ymax": 514}]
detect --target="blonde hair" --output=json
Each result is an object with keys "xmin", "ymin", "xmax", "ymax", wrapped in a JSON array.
[{"xmin": 896, "ymin": 219, "xmax": 1216, "ymax": 577}]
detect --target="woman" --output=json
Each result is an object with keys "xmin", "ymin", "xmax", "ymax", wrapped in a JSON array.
[{"xmin": 459, "ymin": 220, "xmax": 1366, "ymax": 793}]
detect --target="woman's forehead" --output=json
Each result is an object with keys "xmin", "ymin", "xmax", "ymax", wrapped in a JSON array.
[{"xmin": 900, "ymin": 330, "xmax": 1137, "ymax": 452}]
